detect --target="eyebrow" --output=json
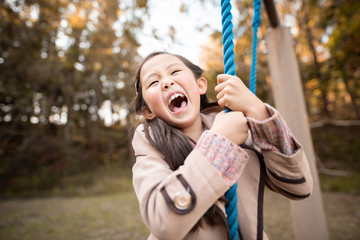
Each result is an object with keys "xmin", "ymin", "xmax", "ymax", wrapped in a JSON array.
[
  {"xmin": 166, "ymin": 62, "xmax": 182, "ymax": 70},
  {"xmin": 143, "ymin": 73, "xmax": 159, "ymax": 86}
]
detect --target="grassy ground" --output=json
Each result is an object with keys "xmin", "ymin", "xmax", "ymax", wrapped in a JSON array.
[
  {"xmin": 0, "ymin": 191, "xmax": 148, "ymax": 240},
  {"xmin": 0, "ymin": 188, "xmax": 359, "ymax": 240},
  {"xmin": 264, "ymin": 190, "xmax": 360, "ymax": 240},
  {"xmin": 0, "ymin": 161, "xmax": 359, "ymax": 240}
]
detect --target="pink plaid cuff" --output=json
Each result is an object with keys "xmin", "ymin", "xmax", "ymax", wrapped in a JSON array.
[
  {"xmin": 195, "ymin": 130, "xmax": 249, "ymax": 186},
  {"xmin": 247, "ymin": 104, "xmax": 296, "ymax": 155}
]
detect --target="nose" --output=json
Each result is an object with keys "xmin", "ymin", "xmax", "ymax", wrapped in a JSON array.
[{"xmin": 162, "ymin": 78, "xmax": 174, "ymax": 90}]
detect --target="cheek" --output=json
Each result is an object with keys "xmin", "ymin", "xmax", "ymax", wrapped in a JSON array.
[
  {"xmin": 145, "ymin": 89, "xmax": 163, "ymax": 109},
  {"xmin": 184, "ymin": 81, "xmax": 201, "ymax": 100}
]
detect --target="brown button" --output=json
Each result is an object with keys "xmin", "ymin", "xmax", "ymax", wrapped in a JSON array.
[{"xmin": 174, "ymin": 191, "xmax": 191, "ymax": 210}]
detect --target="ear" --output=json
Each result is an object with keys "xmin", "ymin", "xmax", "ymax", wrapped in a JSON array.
[
  {"xmin": 141, "ymin": 106, "xmax": 156, "ymax": 120},
  {"xmin": 196, "ymin": 77, "xmax": 207, "ymax": 95}
]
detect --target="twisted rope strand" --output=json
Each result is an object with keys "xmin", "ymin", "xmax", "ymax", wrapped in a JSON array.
[
  {"xmin": 221, "ymin": 0, "xmax": 262, "ymax": 239},
  {"xmin": 221, "ymin": 1, "xmax": 239, "ymax": 239},
  {"xmin": 221, "ymin": 0, "xmax": 236, "ymax": 77},
  {"xmin": 249, "ymin": 0, "xmax": 262, "ymax": 94},
  {"xmin": 225, "ymin": 182, "xmax": 239, "ymax": 239}
]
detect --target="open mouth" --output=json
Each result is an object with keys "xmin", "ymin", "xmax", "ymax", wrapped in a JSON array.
[{"xmin": 168, "ymin": 93, "xmax": 188, "ymax": 113}]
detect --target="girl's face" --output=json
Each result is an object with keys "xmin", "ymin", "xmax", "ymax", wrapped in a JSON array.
[{"xmin": 140, "ymin": 54, "xmax": 207, "ymax": 129}]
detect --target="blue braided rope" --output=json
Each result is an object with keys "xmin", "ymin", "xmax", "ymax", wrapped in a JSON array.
[
  {"xmin": 249, "ymin": 0, "xmax": 262, "ymax": 94},
  {"xmin": 221, "ymin": 1, "xmax": 262, "ymax": 239},
  {"xmin": 225, "ymin": 183, "xmax": 239, "ymax": 239},
  {"xmin": 221, "ymin": 0, "xmax": 236, "ymax": 77},
  {"xmin": 221, "ymin": 0, "xmax": 239, "ymax": 239}
]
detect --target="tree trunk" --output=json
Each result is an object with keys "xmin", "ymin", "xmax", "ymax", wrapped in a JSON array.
[
  {"xmin": 341, "ymin": 68, "xmax": 360, "ymax": 119},
  {"xmin": 302, "ymin": 1, "xmax": 330, "ymax": 118}
]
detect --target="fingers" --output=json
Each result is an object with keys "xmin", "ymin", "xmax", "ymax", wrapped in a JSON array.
[
  {"xmin": 215, "ymin": 75, "xmax": 238, "ymax": 109},
  {"xmin": 215, "ymin": 75, "xmax": 232, "ymax": 108},
  {"xmin": 216, "ymin": 74, "xmax": 231, "ymax": 84},
  {"xmin": 215, "ymin": 74, "xmax": 254, "ymax": 111},
  {"xmin": 217, "ymin": 93, "xmax": 229, "ymax": 109},
  {"xmin": 215, "ymin": 74, "xmax": 232, "ymax": 93},
  {"xmin": 211, "ymin": 111, "xmax": 249, "ymax": 145},
  {"xmin": 215, "ymin": 74, "xmax": 268, "ymax": 120},
  {"xmin": 215, "ymin": 74, "xmax": 244, "ymax": 94}
]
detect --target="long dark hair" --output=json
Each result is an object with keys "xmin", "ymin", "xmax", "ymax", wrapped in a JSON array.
[{"xmin": 133, "ymin": 52, "xmax": 225, "ymax": 231}]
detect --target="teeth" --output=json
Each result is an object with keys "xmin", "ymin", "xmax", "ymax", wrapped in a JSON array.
[{"xmin": 168, "ymin": 93, "xmax": 184, "ymax": 104}]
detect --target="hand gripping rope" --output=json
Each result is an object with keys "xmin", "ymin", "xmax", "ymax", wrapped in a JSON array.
[{"xmin": 220, "ymin": 0, "xmax": 261, "ymax": 239}]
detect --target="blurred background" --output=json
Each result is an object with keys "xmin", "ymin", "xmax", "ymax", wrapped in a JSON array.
[{"xmin": 0, "ymin": 0, "xmax": 359, "ymax": 239}]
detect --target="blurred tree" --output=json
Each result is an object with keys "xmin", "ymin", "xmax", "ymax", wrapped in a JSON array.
[
  {"xmin": 1, "ymin": 0, "xmax": 358, "ymax": 195},
  {"xmin": 0, "ymin": 0, "xmax": 148, "ymax": 195},
  {"xmin": 294, "ymin": 0, "xmax": 359, "ymax": 120},
  {"xmin": 199, "ymin": 0, "xmax": 273, "ymax": 104},
  {"xmin": 323, "ymin": 0, "xmax": 360, "ymax": 119},
  {"xmin": 199, "ymin": 32, "xmax": 225, "ymax": 101},
  {"xmin": 199, "ymin": 0, "xmax": 359, "ymax": 120},
  {"xmin": 298, "ymin": 0, "xmax": 331, "ymax": 117}
]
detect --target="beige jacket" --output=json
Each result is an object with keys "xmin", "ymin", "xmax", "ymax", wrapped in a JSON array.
[{"xmin": 132, "ymin": 107, "xmax": 313, "ymax": 240}]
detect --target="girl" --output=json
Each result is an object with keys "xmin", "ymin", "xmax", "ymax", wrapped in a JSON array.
[{"xmin": 132, "ymin": 51, "xmax": 313, "ymax": 240}]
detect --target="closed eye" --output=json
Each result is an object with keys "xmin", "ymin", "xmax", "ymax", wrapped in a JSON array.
[
  {"xmin": 148, "ymin": 80, "xmax": 159, "ymax": 87},
  {"xmin": 171, "ymin": 70, "xmax": 180, "ymax": 75}
]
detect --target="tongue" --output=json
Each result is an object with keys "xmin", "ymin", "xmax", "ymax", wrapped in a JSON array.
[{"xmin": 172, "ymin": 101, "xmax": 187, "ymax": 113}]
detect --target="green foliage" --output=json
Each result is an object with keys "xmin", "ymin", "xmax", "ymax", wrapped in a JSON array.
[
  {"xmin": 219, "ymin": 0, "xmax": 360, "ymax": 120},
  {"xmin": 0, "ymin": 122, "xmax": 131, "ymax": 198},
  {"xmin": 312, "ymin": 125, "xmax": 360, "ymax": 171},
  {"xmin": 300, "ymin": 0, "xmax": 360, "ymax": 119},
  {"xmin": 312, "ymin": 124, "xmax": 360, "ymax": 194},
  {"xmin": 1, "ymin": 0, "xmax": 359, "ymax": 197},
  {"xmin": 0, "ymin": 0, "xmax": 147, "ymax": 196}
]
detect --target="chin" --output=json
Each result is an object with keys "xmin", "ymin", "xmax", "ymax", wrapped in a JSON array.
[{"xmin": 172, "ymin": 118, "xmax": 197, "ymax": 129}]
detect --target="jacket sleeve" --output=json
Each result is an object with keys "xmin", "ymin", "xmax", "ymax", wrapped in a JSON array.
[
  {"xmin": 132, "ymin": 124, "xmax": 229, "ymax": 240},
  {"xmin": 262, "ymin": 139, "xmax": 314, "ymax": 200},
  {"xmin": 247, "ymin": 104, "xmax": 313, "ymax": 200}
]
